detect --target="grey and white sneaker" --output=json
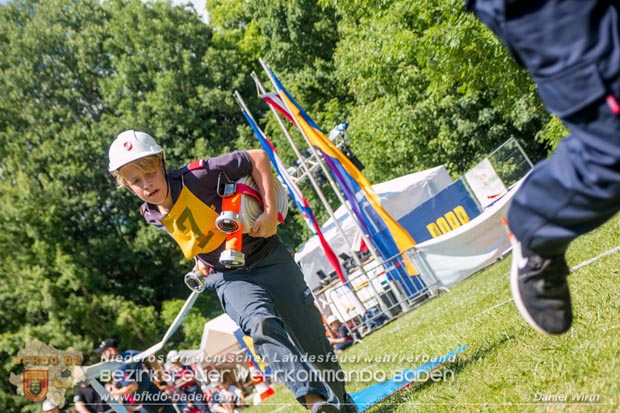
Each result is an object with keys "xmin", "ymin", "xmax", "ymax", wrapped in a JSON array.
[{"xmin": 506, "ymin": 222, "xmax": 572, "ymax": 335}]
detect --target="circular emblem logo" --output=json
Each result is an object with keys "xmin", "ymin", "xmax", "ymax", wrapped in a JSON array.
[{"xmin": 123, "ymin": 142, "xmax": 133, "ymax": 151}]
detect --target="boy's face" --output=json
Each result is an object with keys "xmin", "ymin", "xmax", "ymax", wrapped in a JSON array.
[{"xmin": 120, "ymin": 161, "xmax": 168, "ymax": 205}]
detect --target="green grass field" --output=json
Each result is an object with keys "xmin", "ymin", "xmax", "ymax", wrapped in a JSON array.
[{"xmin": 244, "ymin": 215, "xmax": 620, "ymax": 413}]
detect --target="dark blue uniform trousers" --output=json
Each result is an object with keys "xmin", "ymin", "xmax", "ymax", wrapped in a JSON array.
[
  {"xmin": 206, "ymin": 240, "xmax": 346, "ymax": 407},
  {"xmin": 470, "ymin": 0, "xmax": 620, "ymax": 256}
]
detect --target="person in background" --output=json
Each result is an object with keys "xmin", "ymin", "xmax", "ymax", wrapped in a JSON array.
[
  {"xmin": 466, "ymin": 0, "xmax": 620, "ymax": 335},
  {"xmin": 74, "ymin": 382, "xmax": 111, "ymax": 413},
  {"xmin": 95, "ymin": 338, "xmax": 175, "ymax": 413},
  {"xmin": 326, "ymin": 315, "xmax": 354, "ymax": 353},
  {"xmin": 217, "ymin": 377, "xmax": 245, "ymax": 410},
  {"xmin": 166, "ymin": 351, "xmax": 210, "ymax": 413},
  {"xmin": 181, "ymin": 403, "xmax": 205, "ymax": 413},
  {"xmin": 206, "ymin": 383, "xmax": 236, "ymax": 413}
]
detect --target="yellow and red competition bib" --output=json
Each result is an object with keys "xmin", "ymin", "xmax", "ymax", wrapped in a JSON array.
[{"xmin": 161, "ymin": 185, "xmax": 226, "ymax": 259}]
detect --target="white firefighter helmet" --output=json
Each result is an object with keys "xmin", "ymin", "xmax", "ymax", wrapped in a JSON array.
[
  {"xmin": 42, "ymin": 399, "xmax": 58, "ymax": 411},
  {"xmin": 167, "ymin": 350, "xmax": 180, "ymax": 362},
  {"xmin": 108, "ymin": 130, "xmax": 163, "ymax": 172}
]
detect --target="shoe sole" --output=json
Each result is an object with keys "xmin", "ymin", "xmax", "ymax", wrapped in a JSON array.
[
  {"xmin": 313, "ymin": 404, "xmax": 340, "ymax": 413},
  {"xmin": 503, "ymin": 218, "xmax": 553, "ymax": 335}
]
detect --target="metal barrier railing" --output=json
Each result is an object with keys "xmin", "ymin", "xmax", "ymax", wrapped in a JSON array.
[
  {"xmin": 317, "ymin": 247, "xmax": 443, "ymax": 338},
  {"xmin": 313, "ymin": 138, "xmax": 534, "ymax": 342}
]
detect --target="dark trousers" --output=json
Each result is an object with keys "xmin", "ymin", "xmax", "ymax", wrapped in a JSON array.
[
  {"xmin": 206, "ymin": 240, "xmax": 346, "ymax": 407},
  {"xmin": 470, "ymin": 0, "xmax": 620, "ymax": 255}
]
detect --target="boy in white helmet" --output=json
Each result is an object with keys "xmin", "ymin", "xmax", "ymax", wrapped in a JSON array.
[{"xmin": 108, "ymin": 130, "xmax": 357, "ymax": 413}]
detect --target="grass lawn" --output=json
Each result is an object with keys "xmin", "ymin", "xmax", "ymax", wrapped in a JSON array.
[{"xmin": 244, "ymin": 215, "xmax": 620, "ymax": 413}]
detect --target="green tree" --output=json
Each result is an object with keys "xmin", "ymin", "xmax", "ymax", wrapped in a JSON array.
[
  {"xmin": 0, "ymin": 1, "xmax": 253, "ymax": 410},
  {"xmin": 332, "ymin": 0, "xmax": 550, "ymax": 181}
]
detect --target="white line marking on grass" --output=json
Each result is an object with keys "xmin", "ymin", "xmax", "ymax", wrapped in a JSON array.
[
  {"xmin": 570, "ymin": 245, "xmax": 620, "ymax": 271},
  {"xmin": 471, "ymin": 246, "xmax": 620, "ymax": 320},
  {"xmin": 471, "ymin": 298, "xmax": 513, "ymax": 319}
]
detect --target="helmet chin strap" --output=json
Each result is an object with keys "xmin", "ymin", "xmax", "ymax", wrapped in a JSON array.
[
  {"xmin": 160, "ymin": 157, "xmax": 171, "ymax": 208},
  {"xmin": 163, "ymin": 163, "xmax": 170, "ymax": 201}
]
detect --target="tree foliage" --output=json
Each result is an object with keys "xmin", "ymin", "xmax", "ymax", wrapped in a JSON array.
[
  {"xmin": 331, "ymin": 0, "xmax": 550, "ymax": 181},
  {"xmin": 0, "ymin": 0, "xmax": 562, "ymax": 411},
  {"xmin": 0, "ymin": 1, "xmax": 237, "ymax": 410}
]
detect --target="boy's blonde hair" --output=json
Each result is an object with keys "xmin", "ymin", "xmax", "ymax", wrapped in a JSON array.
[{"xmin": 112, "ymin": 154, "xmax": 164, "ymax": 187}]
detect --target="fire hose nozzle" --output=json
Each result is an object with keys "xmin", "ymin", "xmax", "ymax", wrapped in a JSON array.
[
  {"xmin": 215, "ymin": 211, "xmax": 242, "ymax": 234},
  {"xmin": 219, "ymin": 249, "xmax": 245, "ymax": 268},
  {"xmin": 184, "ymin": 271, "xmax": 208, "ymax": 292}
]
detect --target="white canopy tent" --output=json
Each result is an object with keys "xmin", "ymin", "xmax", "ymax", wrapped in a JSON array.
[
  {"xmin": 199, "ymin": 313, "xmax": 242, "ymax": 365},
  {"xmin": 295, "ymin": 165, "xmax": 454, "ymax": 291}
]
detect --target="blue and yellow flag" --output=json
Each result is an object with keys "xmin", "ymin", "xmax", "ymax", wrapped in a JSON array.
[
  {"xmin": 264, "ymin": 67, "xmax": 425, "ymax": 296},
  {"xmin": 237, "ymin": 94, "xmax": 349, "ymax": 284}
]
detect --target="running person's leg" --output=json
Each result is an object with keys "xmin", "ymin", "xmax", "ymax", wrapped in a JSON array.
[
  {"xmin": 206, "ymin": 248, "xmax": 344, "ymax": 411},
  {"xmin": 254, "ymin": 243, "xmax": 348, "ymax": 405},
  {"xmin": 469, "ymin": 0, "xmax": 620, "ymax": 334}
]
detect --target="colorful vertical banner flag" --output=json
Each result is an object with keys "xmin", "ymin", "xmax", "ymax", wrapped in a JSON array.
[
  {"xmin": 263, "ymin": 67, "xmax": 425, "ymax": 296},
  {"xmin": 235, "ymin": 92, "xmax": 348, "ymax": 283}
]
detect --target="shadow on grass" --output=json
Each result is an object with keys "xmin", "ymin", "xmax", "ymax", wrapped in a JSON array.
[{"xmin": 363, "ymin": 333, "xmax": 515, "ymax": 413}]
